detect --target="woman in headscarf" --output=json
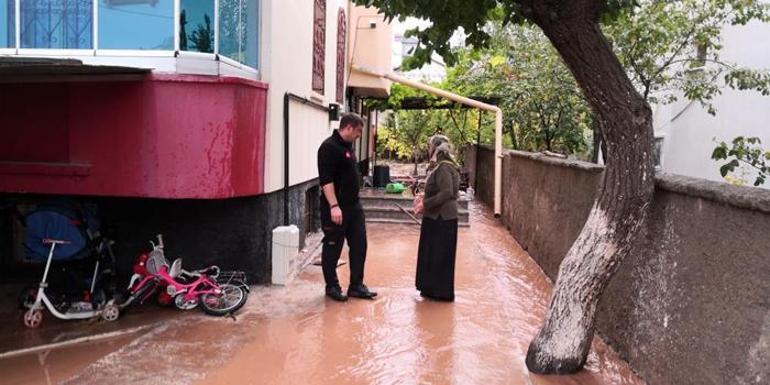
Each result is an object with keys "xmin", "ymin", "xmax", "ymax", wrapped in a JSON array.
[{"xmin": 413, "ymin": 134, "xmax": 460, "ymax": 301}]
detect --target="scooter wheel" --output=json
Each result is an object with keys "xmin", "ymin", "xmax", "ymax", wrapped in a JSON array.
[
  {"xmin": 24, "ymin": 309, "xmax": 43, "ymax": 328},
  {"xmin": 101, "ymin": 304, "xmax": 120, "ymax": 322}
]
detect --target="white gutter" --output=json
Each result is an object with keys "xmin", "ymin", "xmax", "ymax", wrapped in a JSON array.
[{"xmin": 351, "ymin": 65, "xmax": 503, "ymax": 216}]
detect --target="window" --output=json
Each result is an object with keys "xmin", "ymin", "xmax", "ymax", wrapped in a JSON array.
[
  {"xmin": 219, "ymin": 0, "xmax": 258, "ymax": 67},
  {"xmin": 312, "ymin": 0, "xmax": 325, "ymax": 93},
  {"xmin": 3, "ymin": 0, "xmax": 259, "ymax": 72},
  {"xmin": 335, "ymin": 8, "xmax": 345, "ymax": 103},
  {"xmin": 21, "ymin": 0, "xmax": 93, "ymax": 49},
  {"xmin": 401, "ymin": 37, "xmax": 417, "ymax": 57},
  {"xmin": 1, "ymin": 0, "xmax": 12, "ymax": 48},
  {"xmin": 654, "ymin": 137, "xmax": 664, "ymax": 170},
  {"xmin": 180, "ymin": 0, "xmax": 214, "ymax": 53},
  {"xmin": 99, "ymin": 0, "xmax": 173, "ymax": 50}
]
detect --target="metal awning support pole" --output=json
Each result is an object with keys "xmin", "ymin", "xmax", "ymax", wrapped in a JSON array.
[{"xmin": 351, "ymin": 65, "xmax": 503, "ymax": 216}]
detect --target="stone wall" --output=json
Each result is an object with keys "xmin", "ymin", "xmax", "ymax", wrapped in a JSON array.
[{"xmin": 474, "ymin": 145, "xmax": 770, "ymax": 385}]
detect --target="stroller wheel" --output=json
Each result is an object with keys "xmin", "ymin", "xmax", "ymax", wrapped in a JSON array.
[
  {"xmin": 24, "ymin": 309, "xmax": 43, "ymax": 328},
  {"xmin": 101, "ymin": 304, "xmax": 119, "ymax": 322}
]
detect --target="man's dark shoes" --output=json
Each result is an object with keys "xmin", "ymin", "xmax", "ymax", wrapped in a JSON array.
[
  {"xmin": 348, "ymin": 284, "xmax": 378, "ymax": 299},
  {"xmin": 325, "ymin": 286, "xmax": 348, "ymax": 302}
]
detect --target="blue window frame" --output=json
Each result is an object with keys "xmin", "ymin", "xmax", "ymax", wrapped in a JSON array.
[{"xmin": 4, "ymin": 0, "xmax": 259, "ymax": 71}]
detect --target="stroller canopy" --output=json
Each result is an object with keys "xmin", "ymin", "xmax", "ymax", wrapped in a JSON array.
[{"xmin": 24, "ymin": 210, "xmax": 89, "ymax": 262}]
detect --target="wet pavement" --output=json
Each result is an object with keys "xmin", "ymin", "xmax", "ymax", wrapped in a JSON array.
[{"xmin": 0, "ymin": 202, "xmax": 644, "ymax": 385}]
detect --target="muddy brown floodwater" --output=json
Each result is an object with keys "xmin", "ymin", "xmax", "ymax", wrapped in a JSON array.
[
  {"xmin": 0, "ymin": 202, "xmax": 645, "ymax": 385},
  {"xmin": 199, "ymin": 202, "xmax": 645, "ymax": 385}
]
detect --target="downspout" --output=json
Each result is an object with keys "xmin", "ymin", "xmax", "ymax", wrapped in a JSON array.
[
  {"xmin": 351, "ymin": 65, "xmax": 504, "ymax": 216},
  {"xmin": 475, "ymin": 110, "xmax": 482, "ymax": 190},
  {"xmin": 373, "ymin": 110, "xmax": 378, "ymax": 172},
  {"xmin": 283, "ymin": 92, "xmax": 330, "ymax": 226}
]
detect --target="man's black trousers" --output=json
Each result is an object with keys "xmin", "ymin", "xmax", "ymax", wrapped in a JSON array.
[{"xmin": 320, "ymin": 203, "xmax": 367, "ymax": 290}]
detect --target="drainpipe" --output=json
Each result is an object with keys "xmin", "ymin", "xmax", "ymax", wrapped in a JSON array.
[
  {"xmin": 373, "ymin": 110, "xmax": 378, "ymax": 173},
  {"xmin": 283, "ymin": 92, "xmax": 330, "ymax": 226},
  {"xmin": 351, "ymin": 65, "xmax": 504, "ymax": 216},
  {"xmin": 475, "ymin": 110, "xmax": 482, "ymax": 190}
]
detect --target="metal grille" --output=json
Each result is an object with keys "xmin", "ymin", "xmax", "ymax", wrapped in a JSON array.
[
  {"xmin": 335, "ymin": 8, "xmax": 345, "ymax": 104},
  {"xmin": 21, "ymin": 0, "xmax": 93, "ymax": 49},
  {"xmin": 312, "ymin": 0, "xmax": 325, "ymax": 93}
]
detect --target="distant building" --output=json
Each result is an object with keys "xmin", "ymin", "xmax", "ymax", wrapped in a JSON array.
[
  {"xmin": 392, "ymin": 34, "xmax": 446, "ymax": 82},
  {"xmin": 652, "ymin": 19, "xmax": 770, "ymax": 188}
]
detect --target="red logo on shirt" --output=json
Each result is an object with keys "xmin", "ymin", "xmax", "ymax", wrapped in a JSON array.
[{"xmin": 345, "ymin": 151, "xmax": 352, "ymax": 159}]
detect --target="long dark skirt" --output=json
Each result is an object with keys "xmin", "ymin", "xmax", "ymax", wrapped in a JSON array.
[{"xmin": 415, "ymin": 216, "xmax": 458, "ymax": 301}]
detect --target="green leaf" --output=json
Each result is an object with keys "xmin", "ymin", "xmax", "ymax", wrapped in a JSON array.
[
  {"xmin": 711, "ymin": 146, "xmax": 727, "ymax": 160},
  {"xmin": 720, "ymin": 159, "xmax": 740, "ymax": 177}
]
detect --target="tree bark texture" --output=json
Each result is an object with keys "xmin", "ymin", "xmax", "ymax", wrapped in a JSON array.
[{"xmin": 522, "ymin": 0, "xmax": 655, "ymax": 374}]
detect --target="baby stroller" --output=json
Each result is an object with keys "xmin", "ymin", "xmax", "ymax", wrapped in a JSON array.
[{"xmin": 18, "ymin": 201, "xmax": 120, "ymax": 327}]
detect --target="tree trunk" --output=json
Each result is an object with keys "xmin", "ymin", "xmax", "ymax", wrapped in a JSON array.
[
  {"xmin": 508, "ymin": 123, "xmax": 519, "ymax": 149},
  {"xmin": 524, "ymin": 1, "xmax": 655, "ymax": 374},
  {"xmin": 591, "ymin": 120, "xmax": 602, "ymax": 163}
]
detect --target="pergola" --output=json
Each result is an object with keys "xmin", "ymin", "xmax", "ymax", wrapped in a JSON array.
[{"xmin": 352, "ymin": 65, "xmax": 503, "ymax": 216}]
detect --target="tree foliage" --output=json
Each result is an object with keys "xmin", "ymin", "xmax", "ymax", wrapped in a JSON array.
[
  {"xmin": 361, "ymin": 0, "xmax": 637, "ymax": 70},
  {"xmin": 444, "ymin": 23, "xmax": 593, "ymax": 156},
  {"xmin": 369, "ymin": 0, "xmax": 770, "ymax": 161},
  {"xmin": 604, "ymin": 0, "xmax": 770, "ymax": 114},
  {"xmin": 712, "ymin": 136, "xmax": 769, "ymax": 186}
]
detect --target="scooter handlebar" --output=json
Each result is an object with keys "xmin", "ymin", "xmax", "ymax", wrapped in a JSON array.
[{"xmin": 42, "ymin": 238, "xmax": 71, "ymax": 245}]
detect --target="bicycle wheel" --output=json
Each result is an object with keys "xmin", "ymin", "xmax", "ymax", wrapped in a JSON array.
[{"xmin": 199, "ymin": 283, "xmax": 247, "ymax": 316}]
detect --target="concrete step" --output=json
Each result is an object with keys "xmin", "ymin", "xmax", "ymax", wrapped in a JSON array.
[
  {"xmin": 363, "ymin": 205, "xmax": 469, "ymax": 226},
  {"xmin": 366, "ymin": 217, "xmax": 470, "ymax": 227},
  {"xmin": 360, "ymin": 196, "xmax": 469, "ymax": 210}
]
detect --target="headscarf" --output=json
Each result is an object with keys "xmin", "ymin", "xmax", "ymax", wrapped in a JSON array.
[{"xmin": 427, "ymin": 134, "xmax": 459, "ymax": 172}]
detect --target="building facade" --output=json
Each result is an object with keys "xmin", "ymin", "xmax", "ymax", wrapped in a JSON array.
[
  {"xmin": 0, "ymin": 0, "xmax": 393, "ymax": 282},
  {"xmin": 652, "ymin": 18, "xmax": 770, "ymax": 188}
]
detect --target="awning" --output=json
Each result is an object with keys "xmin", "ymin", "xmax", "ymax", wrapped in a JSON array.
[
  {"xmin": 347, "ymin": 65, "xmax": 392, "ymax": 98},
  {"xmin": 0, "ymin": 57, "xmax": 149, "ymax": 82}
]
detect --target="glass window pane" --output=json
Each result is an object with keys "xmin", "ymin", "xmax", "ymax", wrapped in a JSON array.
[
  {"xmin": 180, "ymin": 0, "xmax": 214, "ymax": 53},
  {"xmin": 99, "ymin": 0, "xmax": 173, "ymax": 50},
  {"xmin": 21, "ymin": 0, "xmax": 92, "ymax": 49},
  {"xmin": 1, "ymin": 0, "xmax": 13, "ymax": 48},
  {"xmin": 219, "ymin": 0, "xmax": 258, "ymax": 68}
]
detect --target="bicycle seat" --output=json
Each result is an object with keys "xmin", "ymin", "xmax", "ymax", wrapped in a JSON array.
[
  {"xmin": 169, "ymin": 258, "xmax": 183, "ymax": 279},
  {"xmin": 145, "ymin": 249, "xmax": 167, "ymax": 275}
]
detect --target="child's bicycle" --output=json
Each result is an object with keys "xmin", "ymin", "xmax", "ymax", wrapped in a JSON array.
[{"xmin": 123, "ymin": 235, "xmax": 249, "ymax": 316}]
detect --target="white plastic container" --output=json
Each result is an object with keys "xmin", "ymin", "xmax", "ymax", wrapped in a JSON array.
[{"xmin": 271, "ymin": 225, "xmax": 299, "ymax": 285}]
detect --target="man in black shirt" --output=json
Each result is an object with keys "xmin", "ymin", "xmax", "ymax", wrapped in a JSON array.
[{"xmin": 317, "ymin": 113, "xmax": 378, "ymax": 301}]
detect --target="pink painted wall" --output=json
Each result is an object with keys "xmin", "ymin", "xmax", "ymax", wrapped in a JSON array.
[{"xmin": 0, "ymin": 75, "xmax": 267, "ymax": 199}]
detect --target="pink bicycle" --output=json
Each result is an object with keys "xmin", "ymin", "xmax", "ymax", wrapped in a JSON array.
[{"xmin": 126, "ymin": 235, "xmax": 248, "ymax": 316}]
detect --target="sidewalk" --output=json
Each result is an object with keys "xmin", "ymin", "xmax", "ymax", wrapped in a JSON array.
[{"xmin": 0, "ymin": 202, "xmax": 644, "ymax": 385}]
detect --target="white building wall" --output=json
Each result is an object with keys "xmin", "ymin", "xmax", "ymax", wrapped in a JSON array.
[
  {"xmin": 653, "ymin": 19, "xmax": 770, "ymax": 187},
  {"xmin": 260, "ymin": 0, "xmax": 348, "ymax": 193}
]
